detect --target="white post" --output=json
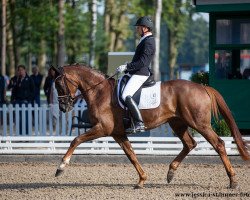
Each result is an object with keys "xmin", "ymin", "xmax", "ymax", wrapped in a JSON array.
[
  {"xmin": 9, "ymin": 104, "xmax": 13, "ymax": 136},
  {"xmin": 21, "ymin": 104, "xmax": 26, "ymax": 135},
  {"xmin": 15, "ymin": 104, "xmax": 19, "ymax": 135},
  {"xmin": 34, "ymin": 104, "xmax": 39, "ymax": 135},
  {"xmin": 39, "ymin": 106, "xmax": 43, "ymax": 135},
  {"xmin": 61, "ymin": 112, "xmax": 66, "ymax": 136},
  {"xmin": 2, "ymin": 104, "xmax": 7, "ymax": 136},
  {"xmin": 28, "ymin": 104, "xmax": 32, "ymax": 135},
  {"xmin": 42, "ymin": 104, "xmax": 47, "ymax": 135}
]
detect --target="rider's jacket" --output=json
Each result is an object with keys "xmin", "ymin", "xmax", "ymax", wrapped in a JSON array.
[{"xmin": 126, "ymin": 35, "xmax": 155, "ymax": 76}]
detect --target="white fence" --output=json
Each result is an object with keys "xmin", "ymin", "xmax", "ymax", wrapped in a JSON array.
[
  {"xmin": 0, "ymin": 104, "xmax": 86, "ymax": 136},
  {"xmin": 0, "ymin": 136, "xmax": 248, "ymax": 155}
]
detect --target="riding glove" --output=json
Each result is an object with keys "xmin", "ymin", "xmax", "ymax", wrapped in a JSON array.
[{"xmin": 116, "ymin": 64, "xmax": 127, "ymax": 73}]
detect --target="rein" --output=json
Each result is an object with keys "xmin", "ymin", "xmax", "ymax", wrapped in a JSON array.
[
  {"xmin": 56, "ymin": 70, "xmax": 118, "ymax": 104},
  {"xmin": 84, "ymin": 72, "xmax": 118, "ymax": 94}
]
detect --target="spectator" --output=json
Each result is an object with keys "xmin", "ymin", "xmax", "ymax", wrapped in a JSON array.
[
  {"xmin": 50, "ymin": 80, "xmax": 60, "ymax": 121},
  {"xmin": 30, "ymin": 66, "xmax": 43, "ymax": 106},
  {"xmin": 12, "ymin": 65, "xmax": 35, "ymax": 135},
  {"xmin": 0, "ymin": 73, "xmax": 6, "ymax": 126},
  {"xmin": 8, "ymin": 70, "xmax": 18, "ymax": 103},
  {"xmin": 49, "ymin": 74, "xmax": 62, "ymax": 134},
  {"xmin": 4, "ymin": 74, "xmax": 9, "ymax": 90},
  {"xmin": 43, "ymin": 68, "xmax": 55, "ymax": 104},
  {"xmin": 243, "ymin": 68, "xmax": 250, "ymax": 79},
  {"xmin": 0, "ymin": 73, "xmax": 7, "ymax": 106}
]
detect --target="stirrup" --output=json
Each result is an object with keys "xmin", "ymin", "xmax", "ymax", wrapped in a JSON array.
[{"xmin": 125, "ymin": 122, "xmax": 145, "ymax": 134}]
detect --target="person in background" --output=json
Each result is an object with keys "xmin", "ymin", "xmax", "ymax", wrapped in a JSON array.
[
  {"xmin": 0, "ymin": 72, "xmax": 6, "ymax": 126},
  {"xmin": 8, "ymin": 69, "xmax": 18, "ymax": 103},
  {"xmin": 243, "ymin": 68, "xmax": 250, "ymax": 79},
  {"xmin": 48, "ymin": 68, "xmax": 62, "ymax": 134},
  {"xmin": 12, "ymin": 65, "xmax": 35, "ymax": 135},
  {"xmin": 4, "ymin": 74, "xmax": 9, "ymax": 90},
  {"xmin": 50, "ymin": 76, "xmax": 59, "ymax": 122},
  {"xmin": 44, "ymin": 68, "xmax": 55, "ymax": 104},
  {"xmin": 30, "ymin": 66, "xmax": 43, "ymax": 106},
  {"xmin": 0, "ymin": 73, "xmax": 7, "ymax": 106}
]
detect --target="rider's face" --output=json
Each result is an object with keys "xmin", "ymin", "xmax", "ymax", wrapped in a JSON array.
[{"xmin": 136, "ymin": 26, "xmax": 148, "ymax": 37}]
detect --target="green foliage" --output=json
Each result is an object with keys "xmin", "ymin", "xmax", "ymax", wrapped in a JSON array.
[
  {"xmin": 162, "ymin": 0, "xmax": 191, "ymax": 47},
  {"xmin": 65, "ymin": 1, "xmax": 90, "ymax": 63},
  {"xmin": 190, "ymin": 72, "xmax": 209, "ymax": 85},
  {"xmin": 212, "ymin": 119, "xmax": 231, "ymax": 137},
  {"xmin": 4, "ymin": 0, "xmax": 202, "ymax": 77},
  {"xmin": 178, "ymin": 16, "xmax": 209, "ymax": 66},
  {"xmin": 8, "ymin": 0, "xmax": 59, "ymax": 64},
  {"xmin": 130, "ymin": 0, "xmax": 155, "ymax": 17}
]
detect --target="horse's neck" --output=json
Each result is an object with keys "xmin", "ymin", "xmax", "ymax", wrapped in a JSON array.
[
  {"xmin": 83, "ymin": 69, "xmax": 105, "ymax": 87},
  {"xmin": 78, "ymin": 69, "xmax": 111, "ymax": 106},
  {"xmin": 81, "ymin": 81, "xmax": 112, "ymax": 109}
]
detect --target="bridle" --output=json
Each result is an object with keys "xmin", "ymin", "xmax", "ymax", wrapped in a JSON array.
[
  {"xmin": 55, "ymin": 73, "xmax": 79, "ymax": 107},
  {"xmin": 55, "ymin": 70, "xmax": 118, "ymax": 107}
]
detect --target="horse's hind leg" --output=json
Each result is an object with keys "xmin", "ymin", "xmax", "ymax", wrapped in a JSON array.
[
  {"xmin": 113, "ymin": 135, "xmax": 147, "ymax": 189},
  {"xmin": 197, "ymin": 126, "xmax": 237, "ymax": 188},
  {"xmin": 167, "ymin": 119, "xmax": 197, "ymax": 183}
]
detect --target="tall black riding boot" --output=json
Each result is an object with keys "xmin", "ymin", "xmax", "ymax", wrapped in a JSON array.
[{"xmin": 125, "ymin": 96, "xmax": 145, "ymax": 133}]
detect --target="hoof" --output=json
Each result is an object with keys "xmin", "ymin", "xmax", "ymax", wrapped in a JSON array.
[
  {"xmin": 167, "ymin": 169, "xmax": 175, "ymax": 183},
  {"xmin": 55, "ymin": 169, "xmax": 64, "ymax": 177},
  {"xmin": 134, "ymin": 185, "xmax": 143, "ymax": 189},
  {"xmin": 229, "ymin": 181, "xmax": 238, "ymax": 189}
]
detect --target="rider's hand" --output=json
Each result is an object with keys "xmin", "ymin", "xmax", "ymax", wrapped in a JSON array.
[{"xmin": 116, "ymin": 64, "xmax": 127, "ymax": 73}]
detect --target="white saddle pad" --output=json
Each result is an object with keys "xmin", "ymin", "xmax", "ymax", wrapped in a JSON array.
[
  {"xmin": 138, "ymin": 82, "xmax": 161, "ymax": 109},
  {"xmin": 118, "ymin": 82, "xmax": 161, "ymax": 110}
]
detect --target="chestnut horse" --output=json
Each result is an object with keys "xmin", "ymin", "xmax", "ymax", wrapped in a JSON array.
[{"xmin": 53, "ymin": 64, "xmax": 249, "ymax": 189}]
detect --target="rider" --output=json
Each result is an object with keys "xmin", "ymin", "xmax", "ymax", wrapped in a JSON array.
[{"xmin": 116, "ymin": 16, "xmax": 156, "ymax": 133}]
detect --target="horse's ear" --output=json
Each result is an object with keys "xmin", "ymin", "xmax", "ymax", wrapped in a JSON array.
[
  {"xmin": 49, "ymin": 65, "xmax": 61, "ymax": 79},
  {"xmin": 50, "ymin": 65, "xmax": 61, "ymax": 74}
]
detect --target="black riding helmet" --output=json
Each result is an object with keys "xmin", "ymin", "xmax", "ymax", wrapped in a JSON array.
[{"xmin": 134, "ymin": 16, "xmax": 154, "ymax": 31}]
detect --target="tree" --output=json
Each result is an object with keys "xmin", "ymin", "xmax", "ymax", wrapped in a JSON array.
[
  {"xmin": 177, "ymin": 16, "xmax": 209, "ymax": 66},
  {"xmin": 89, "ymin": 0, "xmax": 97, "ymax": 67},
  {"xmin": 1, "ymin": 0, "xmax": 6, "ymax": 75},
  {"xmin": 153, "ymin": 0, "xmax": 162, "ymax": 81},
  {"xmin": 6, "ymin": 15, "xmax": 15, "ymax": 76},
  {"xmin": 57, "ymin": 0, "xmax": 65, "ymax": 67},
  {"xmin": 162, "ymin": 0, "xmax": 192, "ymax": 80},
  {"xmin": 5, "ymin": 1, "xmax": 59, "ymax": 75},
  {"xmin": 64, "ymin": 0, "xmax": 89, "ymax": 64},
  {"xmin": 8, "ymin": 0, "xmax": 19, "ymax": 75},
  {"xmin": 104, "ymin": 0, "xmax": 130, "ymax": 52}
]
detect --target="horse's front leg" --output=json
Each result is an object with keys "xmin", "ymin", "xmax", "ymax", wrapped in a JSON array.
[
  {"xmin": 113, "ymin": 135, "xmax": 147, "ymax": 189},
  {"xmin": 55, "ymin": 124, "xmax": 104, "ymax": 177}
]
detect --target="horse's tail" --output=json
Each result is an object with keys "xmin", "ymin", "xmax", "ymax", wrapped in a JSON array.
[{"xmin": 204, "ymin": 86, "xmax": 250, "ymax": 161}]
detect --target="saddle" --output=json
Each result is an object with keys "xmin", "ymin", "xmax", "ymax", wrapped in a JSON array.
[
  {"xmin": 116, "ymin": 73, "xmax": 161, "ymax": 132},
  {"xmin": 117, "ymin": 73, "xmax": 156, "ymax": 108}
]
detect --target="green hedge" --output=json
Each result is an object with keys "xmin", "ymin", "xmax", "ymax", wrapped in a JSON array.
[
  {"xmin": 190, "ymin": 72, "xmax": 231, "ymax": 136},
  {"xmin": 212, "ymin": 119, "xmax": 231, "ymax": 137},
  {"xmin": 190, "ymin": 72, "xmax": 209, "ymax": 86}
]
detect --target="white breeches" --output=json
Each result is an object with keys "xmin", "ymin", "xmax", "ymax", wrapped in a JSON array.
[{"xmin": 122, "ymin": 75, "xmax": 149, "ymax": 101}]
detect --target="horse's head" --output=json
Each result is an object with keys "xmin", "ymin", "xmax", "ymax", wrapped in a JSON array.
[{"xmin": 51, "ymin": 66, "xmax": 78, "ymax": 113}]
